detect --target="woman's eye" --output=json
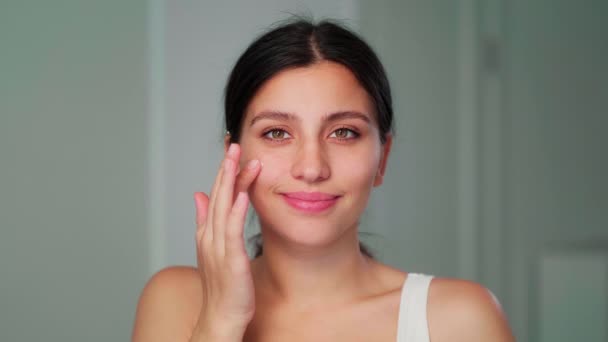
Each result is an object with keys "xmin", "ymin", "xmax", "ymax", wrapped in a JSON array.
[
  {"xmin": 329, "ymin": 128, "xmax": 359, "ymax": 140},
  {"xmin": 263, "ymin": 129, "xmax": 292, "ymax": 140}
]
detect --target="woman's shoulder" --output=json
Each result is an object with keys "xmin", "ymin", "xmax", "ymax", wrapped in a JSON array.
[
  {"xmin": 132, "ymin": 266, "xmax": 202, "ymax": 341},
  {"xmin": 143, "ymin": 265, "xmax": 202, "ymax": 297},
  {"xmin": 426, "ymin": 277, "xmax": 515, "ymax": 341}
]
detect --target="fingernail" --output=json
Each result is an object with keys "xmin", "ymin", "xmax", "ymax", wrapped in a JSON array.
[{"xmin": 247, "ymin": 159, "xmax": 260, "ymax": 170}]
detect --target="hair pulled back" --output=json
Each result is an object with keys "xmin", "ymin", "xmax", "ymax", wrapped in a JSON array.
[{"xmin": 223, "ymin": 18, "xmax": 393, "ymax": 258}]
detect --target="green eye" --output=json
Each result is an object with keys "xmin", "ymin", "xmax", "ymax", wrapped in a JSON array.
[
  {"xmin": 330, "ymin": 128, "xmax": 358, "ymax": 139},
  {"xmin": 263, "ymin": 129, "xmax": 291, "ymax": 140}
]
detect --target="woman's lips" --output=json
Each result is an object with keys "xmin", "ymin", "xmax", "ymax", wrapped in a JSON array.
[{"xmin": 281, "ymin": 192, "xmax": 341, "ymax": 213}]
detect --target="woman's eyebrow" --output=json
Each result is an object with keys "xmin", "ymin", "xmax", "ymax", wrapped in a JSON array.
[
  {"xmin": 323, "ymin": 111, "xmax": 371, "ymax": 124},
  {"xmin": 250, "ymin": 110, "xmax": 371, "ymax": 126},
  {"xmin": 250, "ymin": 111, "xmax": 299, "ymax": 126}
]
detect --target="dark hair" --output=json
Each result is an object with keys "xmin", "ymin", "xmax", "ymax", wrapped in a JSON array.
[{"xmin": 224, "ymin": 18, "xmax": 393, "ymax": 259}]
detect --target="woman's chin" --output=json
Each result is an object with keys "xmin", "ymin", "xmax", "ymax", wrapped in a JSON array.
[{"xmin": 260, "ymin": 218, "xmax": 350, "ymax": 249}]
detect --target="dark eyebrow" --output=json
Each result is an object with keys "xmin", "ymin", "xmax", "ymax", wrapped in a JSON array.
[
  {"xmin": 323, "ymin": 111, "xmax": 371, "ymax": 124},
  {"xmin": 250, "ymin": 111, "xmax": 300, "ymax": 126},
  {"xmin": 250, "ymin": 110, "xmax": 371, "ymax": 126}
]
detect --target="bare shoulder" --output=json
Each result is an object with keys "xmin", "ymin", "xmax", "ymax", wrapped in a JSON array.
[
  {"xmin": 427, "ymin": 277, "xmax": 515, "ymax": 342},
  {"xmin": 132, "ymin": 266, "xmax": 203, "ymax": 342}
]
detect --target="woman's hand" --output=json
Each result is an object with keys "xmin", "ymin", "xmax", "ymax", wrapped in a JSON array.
[{"xmin": 192, "ymin": 143, "xmax": 261, "ymax": 340}]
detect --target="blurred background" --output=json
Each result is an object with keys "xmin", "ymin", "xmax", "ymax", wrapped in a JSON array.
[{"xmin": 1, "ymin": 0, "xmax": 606, "ymax": 341}]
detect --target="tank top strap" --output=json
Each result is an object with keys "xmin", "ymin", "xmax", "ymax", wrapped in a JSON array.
[{"xmin": 396, "ymin": 273, "xmax": 434, "ymax": 342}]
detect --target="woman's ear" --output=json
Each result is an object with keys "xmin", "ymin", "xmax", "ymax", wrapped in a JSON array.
[{"xmin": 373, "ymin": 133, "xmax": 393, "ymax": 187}]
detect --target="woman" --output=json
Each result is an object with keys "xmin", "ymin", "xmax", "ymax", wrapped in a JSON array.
[{"xmin": 133, "ymin": 19, "xmax": 514, "ymax": 341}]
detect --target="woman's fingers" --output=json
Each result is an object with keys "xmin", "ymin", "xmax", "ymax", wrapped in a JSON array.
[
  {"xmin": 234, "ymin": 159, "xmax": 261, "ymax": 197},
  {"xmin": 225, "ymin": 191, "xmax": 250, "ymax": 262},
  {"xmin": 194, "ymin": 192, "xmax": 209, "ymax": 226},
  {"xmin": 205, "ymin": 157, "xmax": 226, "ymax": 242},
  {"xmin": 194, "ymin": 192, "xmax": 209, "ymax": 241},
  {"xmin": 212, "ymin": 144, "xmax": 240, "ymax": 251},
  {"xmin": 202, "ymin": 142, "xmax": 261, "ymax": 260},
  {"xmin": 223, "ymin": 160, "xmax": 261, "ymax": 263}
]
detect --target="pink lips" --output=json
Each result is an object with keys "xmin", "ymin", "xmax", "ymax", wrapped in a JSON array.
[{"xmin": 281, "ymin": 192, "xmax": 341, "ymax": 213}]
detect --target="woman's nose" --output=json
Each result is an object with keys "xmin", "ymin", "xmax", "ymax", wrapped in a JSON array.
[{"xmin": 290, "ymin": 142, "xmax": 331, "ymax": 183}]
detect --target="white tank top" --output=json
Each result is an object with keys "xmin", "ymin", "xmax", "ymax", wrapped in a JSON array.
[{"xmin": 396, "ymin": 273, "xmax": 434, "ymax": 342}]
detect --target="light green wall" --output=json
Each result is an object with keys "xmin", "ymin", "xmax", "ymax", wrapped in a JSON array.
[
  {"xmin": 0, "ymin": 1, "xmax": 149, "ymax": 340},
  {"xmin": 359, "ymin": 0, "xmax": 461, "ymax": 277},
  {"xmin": 503, "ymin": 1, "xmax": 608, "ymax": 340}
]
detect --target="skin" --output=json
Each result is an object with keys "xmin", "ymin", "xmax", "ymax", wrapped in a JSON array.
[{"xmin": 132, "ymin": 61, "xmax": 515, "ymax": 341}]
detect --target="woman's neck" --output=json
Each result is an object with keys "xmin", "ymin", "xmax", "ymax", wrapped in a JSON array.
[{"xmin": 250, "ymin": 227, "xmax": 379, "ymax": 312}]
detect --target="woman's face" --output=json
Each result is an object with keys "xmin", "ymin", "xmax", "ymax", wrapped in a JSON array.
[{"xmin": 237, "ymin": 61, "xmax": 391, "ymax": 249}]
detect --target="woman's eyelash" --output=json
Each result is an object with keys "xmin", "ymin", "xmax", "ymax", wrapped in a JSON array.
[
  {"xmin": 262, "ymin": 128, "xmax": 292, "ymax": 140},
  {"xmin": 329, "ymin": 127, "xmax": 360, "ymax": 140},
  {"xmin": 261, "ymin": 127, "xmax": 360, "ymax": 141}
]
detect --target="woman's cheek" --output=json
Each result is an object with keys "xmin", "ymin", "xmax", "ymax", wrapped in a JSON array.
[
  {"xmin": 248, "ymin": 153, "xmax": 288, "ymax": 192},
  {"xmin": 336, "ymin": 151, "xmax": 377, "ymax": 183},
  {"xmin": 257, "ymin": 155, "xmax": 287, "ymax": 184}
]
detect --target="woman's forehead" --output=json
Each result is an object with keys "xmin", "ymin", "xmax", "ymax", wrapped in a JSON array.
[{"xmin": 245, "ymin": 62, "xmax": 375, "ymax": 123}]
